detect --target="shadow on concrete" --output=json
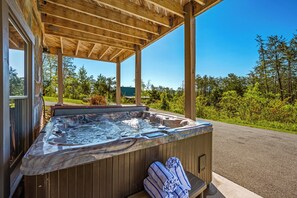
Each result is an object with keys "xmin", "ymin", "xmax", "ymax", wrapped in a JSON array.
[{"xmin": 205, "ymin": 183, "xmax": 226, "ymax": 198}]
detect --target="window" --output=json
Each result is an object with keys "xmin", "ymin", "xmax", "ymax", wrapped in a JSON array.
[{"xmin": 8, "ymin": 13, "xmax": 33, "ymax": 193}]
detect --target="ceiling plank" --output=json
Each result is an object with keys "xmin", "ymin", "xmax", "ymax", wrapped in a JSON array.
[
  {"xmin": 46, "ymin": 0, "xmax": 159, "ymax": 35},
  {"xmin": 39, "ymin": 2, "xmax": 150, "ymax": 40},
  {"xmin": 60, "ymin": 37, "xmax": 63, "ymax": 54},
  {"xmin": 109, "ymin": 49, "xmax": 124, "ymax": 61},
  {"xmin": 99, "ymin": 46, "xmax": 111, "ymax": 60},
  {"xmin": 194, "ymin": 0, "xmax": 206, "ymax": 6},
  {"xmin": 42, "ymin": 15, "xmax": 146, "ymax": 45},
  {"xmin": 75, "ymin": 40, "xmax": 80, "ymax": 56},
  {"xmin": 44, "ymin": 25, "xmax": 135, "ymax": 50},
  {"xmin": 145, "ymin": 0, "xmax": 184, "ymax": 18},
  {"xmin": 88, "ymin": 44, "xmax": 96, "ymax": 58},
  {"xmin": 93, "ymin": 0, "xmax": 171, "ymax": 27}
]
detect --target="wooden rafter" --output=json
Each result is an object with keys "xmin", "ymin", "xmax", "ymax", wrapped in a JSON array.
[
  {"xmin": 47, "ymin": 47, "xmax": 116, "ymax": 63},
  {"xmin": 39, "ymin": 2, "xmax": 150, "ymax": 40},
  {"xmin": 194, "ymin": 0, "xmax": 206, "ymax": 6},
  {"xmin": 60, "ymin": 37, "xmax": 63, "ymax": 54},
  {"xmin": 44, "ymin": 25, "xmax": 135, "ymax": 50},
  {"xmin": 88, "ymin": 44, "xmax": 96, "ymax": 58},
  {"xmin": 119, "ymin": 0, "xmax": 222, "ymax": 63},
  {"xmin": 46, "ymin": 0, "xmax": 159, "ymax": 35},
  {"xmin": 109, "ymin": 49, "xmax": 124, "ymax": 61},
  {"xmin": 118, "ymin": 50, "xmax": 134, "ymax": 62},
  {"xmin": 38, "ymin": 0, "xmax": 221, "ymax": 63},
  {"xmin": 42, "ymin": 15, "xmax": 146, "ymax": 45},
  {"xmin": 75, "ymin": 40, "xmax": 80, "ymax": 56},
  {"xmin": 93, "ymin": 0, "xmax": 171, "ymax": 27},
  {"xmin": 194, "ymin": 0, "xmax": 221, "ymax": 17},
  {"xmin": 99, "ymin": 46, "xmax": 110, "ymax": 60},
  {"xmin": 145, "ymin": 0, "xmax": 184, "ymax": 18}
]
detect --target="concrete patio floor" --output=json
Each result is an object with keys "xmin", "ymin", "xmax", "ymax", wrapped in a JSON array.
[{"xmin": 206, "ymin": 172, "xmax": 262, "ymax": 198}]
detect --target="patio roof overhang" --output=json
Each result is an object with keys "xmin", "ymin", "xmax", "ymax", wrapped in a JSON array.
[{"xmin": 37, "ymin": 0, "xmax": 221, "ymax": 63}]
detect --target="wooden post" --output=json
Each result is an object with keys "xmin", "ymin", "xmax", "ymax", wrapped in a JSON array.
[
  {"xmin": 57, "ymin": 49, "xmax": 63, "ymax": 104},
  {"xmin": 135, "ymin": 45, "xmax": 141, "ymax": 106},
  {"xmin": 0, "ymin": 0, "xmax": 10, "ymax": 197},
  {"xmin": 116, "ymin": 58, "xmax": 121, "ymax": 105},
  {"xmin": 184, "ymin": 1, "xmax": 196, "ymax": 120}
]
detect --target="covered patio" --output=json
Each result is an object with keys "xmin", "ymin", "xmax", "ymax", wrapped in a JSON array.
[
  {"xmin": 39, "ymin": 0, "xmax": 221, "ymax": 119},
  {"xmin": 0, "ymin": 0, "xmax": 221, "ymax": 197}
]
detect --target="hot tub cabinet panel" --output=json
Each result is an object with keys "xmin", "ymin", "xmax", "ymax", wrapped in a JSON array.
[{"xmin": 24, "ymin": 132, "xmax": 212, "ymax": 198}]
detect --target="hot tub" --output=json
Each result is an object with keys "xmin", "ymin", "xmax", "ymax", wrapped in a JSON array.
[{"xmin": 22, "ymin": 106, "xmax": 213, "ymax": 198}]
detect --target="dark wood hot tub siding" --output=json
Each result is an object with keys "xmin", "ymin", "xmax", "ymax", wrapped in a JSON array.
[{"xmin": 24, "ymin": 133, "xmax": 212, "ymax": 198}]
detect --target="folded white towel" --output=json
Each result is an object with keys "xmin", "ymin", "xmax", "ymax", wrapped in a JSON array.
[
  {"xmin": 144, "ymin": 176, "xmax": 173, "ymax": 198},
  {"xmin": 148, "ymin": 161, "xmax": 179, "ymax": 192},
  {"xmin": 166, "ymin": 157, "xmax": 191, "ymax": 190},
  {"xmin": 172, "ymin": 184, "xmax": 189, "ymax": 198}
]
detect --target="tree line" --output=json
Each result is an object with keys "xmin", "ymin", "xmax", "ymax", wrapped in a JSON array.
[
  {"xmin": 42, "ymin": 54, "xmax": 116, "ymax": 102},
  {"xmin": 42, "ymin": 33, "xmax": 297, "ymax": 132}
]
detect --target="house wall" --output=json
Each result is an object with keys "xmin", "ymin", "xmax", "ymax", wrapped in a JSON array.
[{"xmin": 15, "ymin": 0, "xmax": 44, "ymax": 137}]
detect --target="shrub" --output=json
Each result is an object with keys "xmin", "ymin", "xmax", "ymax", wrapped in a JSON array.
[
  {"xmin": 89, "ymin": 95, "xmax": 107, "ymax": 105},
  {"xmin": 219, "ymin": 90, "xmax": 241, "ymax": 118}
]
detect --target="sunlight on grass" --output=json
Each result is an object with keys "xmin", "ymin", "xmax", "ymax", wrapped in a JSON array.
[{"xmin": 43, "ymin": 96, "xmax": 88, "ymax": 105}]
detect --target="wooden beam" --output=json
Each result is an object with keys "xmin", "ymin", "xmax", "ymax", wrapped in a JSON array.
[
  {"xmin": 145, "ymin": 0, "xmax": 184, "ymax": 18},
  {"xmin": 194, "ymin": 0, "xmax": 206, "ymax": 6},
  {"xmin": 99, "ymin": 46, "xmax": 110, "ymax": 60},
  {"xmin": 46, "ymin": 0, "xmax": 159, "ymax": 34},
  {"xmin": 113, "ymin": 0, "xmax": 222, "ymax": 63},
  {"xmin": 109, "ymin": 49, "xmax": 124, "ymax": 61},
  {"xmin": 57, "ymin": 49, "xmax": 63, "ymax": 104},
  {"xmin": 60, "ymin": 37, "xmax": 63, "ymax": 54},
  {"xmin": 48, "ymin": 47, "xmax": 116, "ymax": 63},
  {"xmin": 118, "ymin": 50, "xmax": 135, "ymax": 63},
  {"xmin": 39, "ymin": 2, "xmax": 150, "ymax": 40},
  {"xmin": 0, "ymin": 1, "xmax": 10, "ymax": 197},
  {"xmin": 44, "ymin": 25, "xmax": 135, "ymax": 50},
  {"xmin": 75, "ymin": 40, "xmax": 80, "ymax": 56},
  {"xmin": 194, "ymin": 0, "xmax": 222, "ymax": 17},
  {"xmin": 184, "ymin": 1, "xmax": 196, "ymax": 120},
  {"xmin": 88, "ymin": 44, "xmax": 96, "ymax": 58},
  {"xmin": 135, "ymin": 45, "xmax": 142, "ymax": 106},
  {"xmin": 116, "ymin": 58, "xmax": 121, "ymax": 105},
  {"xmin": 42, "ymin": 15, "xmax": 146, "ymax": 45},
  {"xmin": 93, "ymin": 0, "xmax": 171, "ymax": 27}
]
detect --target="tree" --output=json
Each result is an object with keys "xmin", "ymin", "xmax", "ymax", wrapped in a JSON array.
[
  {"xmin": 42, "ymin": 54, "xmax": 57, "ymax": 96},
  {"xmin": 219, "ymin": 90, "xmax": 240, "ymax": 118},
  {"xmin": 9, "ymin": 66, "xmax": 24, "ymax": 96},
  {"xmin": 266, "ymin": 36, "xmax": 285, "ymax": 100},
  {"xmin": 77, "ymin": 66, "xmax": 92, "ymax": 98},
  {"xmin": 160, "ymin": 92, "xmax": 170, "ymax": 110},
  {"xmin": 255, "ymin": 35, "xmax": 270, "ymax": 94}
]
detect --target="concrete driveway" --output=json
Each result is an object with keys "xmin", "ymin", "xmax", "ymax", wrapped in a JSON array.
[{"xmin": 211, "ymin": 120, "xmax": 297, "ymax": 198}]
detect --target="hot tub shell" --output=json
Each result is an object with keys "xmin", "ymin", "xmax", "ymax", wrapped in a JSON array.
[{"xmin": 22, "ymin": 106, "xmax": 213, "ymax": 198}]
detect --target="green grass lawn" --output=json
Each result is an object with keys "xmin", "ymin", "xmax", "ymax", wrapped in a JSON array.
[
  {"xmin": 214, "ymin": 118, "xmax": 297, "ymax": 135},
  {"xmin": 43, "ymin": 96, "xmax": 88, "ymax": 105}
]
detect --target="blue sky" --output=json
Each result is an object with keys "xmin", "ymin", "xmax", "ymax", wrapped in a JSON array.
[{"xmin": 11, "ymin": 0, "xmax": 297, "ymax": 89}]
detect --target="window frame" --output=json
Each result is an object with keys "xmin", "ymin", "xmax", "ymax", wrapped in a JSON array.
[{"xmin": 0, "ymin": 0, "xmax": 35, "ymax": 197}]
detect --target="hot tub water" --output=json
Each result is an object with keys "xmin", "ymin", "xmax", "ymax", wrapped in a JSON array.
[{"xmin": 46, "ymin": 114, "xmax": 164, "ymax": 145}]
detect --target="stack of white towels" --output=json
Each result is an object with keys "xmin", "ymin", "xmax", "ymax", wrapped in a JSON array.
[{"xmin": 143, "ymin": 157, "xmax": 191, "ymax": 198}]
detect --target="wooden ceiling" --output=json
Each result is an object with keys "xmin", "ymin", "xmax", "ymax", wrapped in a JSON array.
[{"xmin": 38, "ymin": 0, "xmax": 221, "ymax": 63}]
